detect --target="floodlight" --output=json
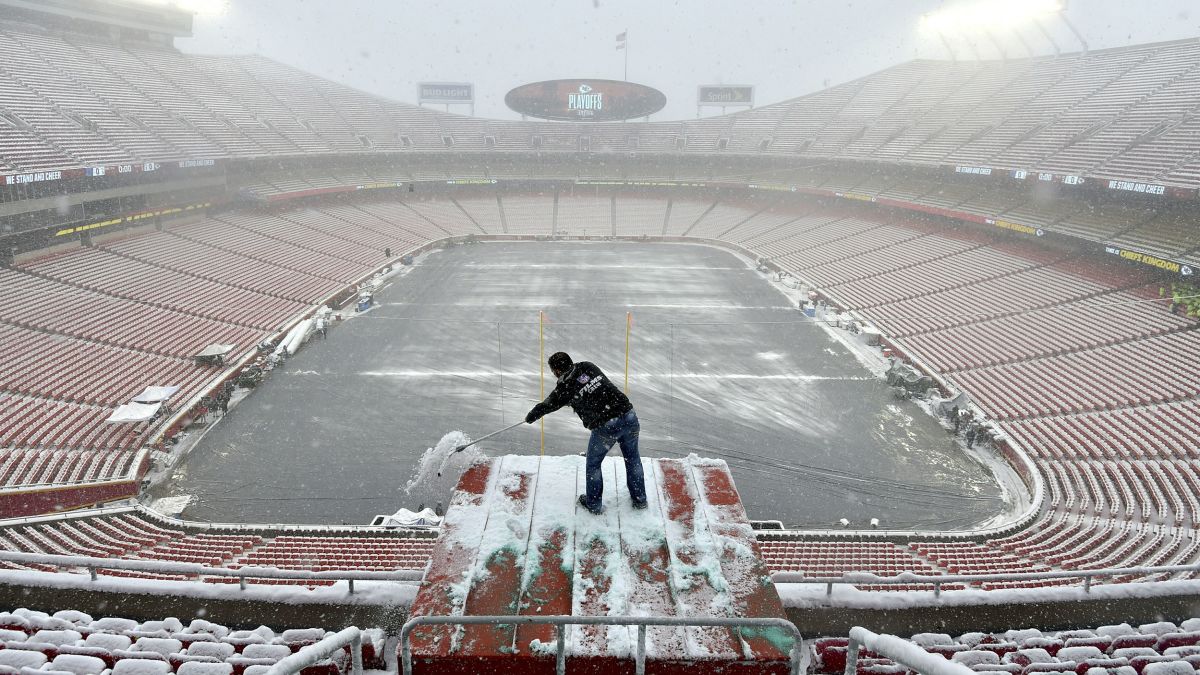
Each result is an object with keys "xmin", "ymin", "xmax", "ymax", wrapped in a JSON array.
[
  {"xmin": 123, "ymin": 0, "xmax": 229, "ymax": 16},
  {"xmin": 920, "ymin": 0, "xmax": 1062, "ymax": 36},
  {"xmin": 175, "ymin": 0, "xmax": 228, "ymax": 16}
]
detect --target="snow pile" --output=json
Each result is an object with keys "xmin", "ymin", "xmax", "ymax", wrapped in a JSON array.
[
  {"xmin": 402, "ymin": 431, "xmax": 485, "ymax": 511},
  {"xmin": 379, "ymin": 508, "xmax": 441, "ymax": 528}
]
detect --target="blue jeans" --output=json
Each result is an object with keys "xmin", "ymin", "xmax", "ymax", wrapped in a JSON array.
[{"xmin": 583, "ymin": 410, "xmax": 647, "ymax": 510}]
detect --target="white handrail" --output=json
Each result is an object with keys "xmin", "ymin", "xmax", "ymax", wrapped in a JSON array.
[
  {"xmin": 400, "ymin": 614, "xmax": 803, "ymax": 675},
  {"xmin": 846, "ymin": 626, "xmax": 975, "ymax": 675},
  {"xmin": 262, "ymin": 626, "xmax": 361, "ymax": 675},
  {"xmin": 774, "ymin": 560, "xmax": 1198, "ymax": 595},
  {"xmin": 0, "ymin": 549, "xmax": 422, "ymax": 589}
]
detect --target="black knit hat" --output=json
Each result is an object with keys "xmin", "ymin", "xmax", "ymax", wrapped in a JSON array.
[{"xmin": 548, "ymin": 351, "xmax": 573, "ymax": 373}]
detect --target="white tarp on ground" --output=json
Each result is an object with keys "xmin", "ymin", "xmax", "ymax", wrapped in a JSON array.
[
  {"xmin": 194, "ymin": 344, "xmax": 236, "ymax": 359},
  {"xmin": 282, "ymin": 319, "xmax": 314, "ymax": 355},
  {"xmin": 106, "ymin": 402, "xmax": 161, "ymax": 424},
  {"xmin": 379, "ymin": 508, "xmax": 442, "ymax": 528},
  {"xmin": 132, "ymin": 386, "xmax": 180, "ymax": 403}
]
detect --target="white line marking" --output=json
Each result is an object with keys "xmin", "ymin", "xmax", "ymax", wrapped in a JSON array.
[
  {"xmin": 462, "ymin": 263, "xmax": 747, "ymax": 270},
  {"xmin": 381, "ymin": 302, "xmax": 791, "ymax": 310},
  {"xmin": 359, "ymin": 370, "xmax": 872, "ymax": 381}
]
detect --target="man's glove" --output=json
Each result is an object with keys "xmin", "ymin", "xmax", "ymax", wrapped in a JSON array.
[{"xmin": 525, "ymin": 411, "xmax": 537, "ymax": 424}]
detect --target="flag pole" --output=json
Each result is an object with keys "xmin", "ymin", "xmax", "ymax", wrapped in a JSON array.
[{"xmin": 624, "ymin": 28, "xmax": 633, "ymax": 81}]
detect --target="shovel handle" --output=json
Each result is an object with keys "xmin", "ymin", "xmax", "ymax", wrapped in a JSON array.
[{"xmin": 453, "ymin": 420, "xmax": 527, "ymax": 452}]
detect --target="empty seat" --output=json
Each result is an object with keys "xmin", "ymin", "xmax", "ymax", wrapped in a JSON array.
[
  {"xmin": 31, "ymin": 631, "xmax": 83, "ymax": 647},
  {"xmin": 84, "ymin": 634, "xmax": 131, "ymax": 652},
  {"xmin": 177, "ymin": 663, "xmax": 234, "ymax": 675},
  {"xmin": 49, "ymin": 654, "xmax": 107, "ymax": 675},
  {"xmin": 1140, "ymin": 663, "xmax": 1193, "ymax": 675},
  {"xmin": 111, "ymin": 661, "xmax": 172, "ymax": 675},
  {"xmin": 0, "ymin": 652, "xmax": 47, "ymax": 670},
  {"xmin": 90, "ymin": 619, "xmax": 138, "ymax": 634},
  {"xmin": 131, "ymin": 638, "xmax": 182, "ymax": 658},
  {"xmin": 241, "ymin": 645, "xmax": 289, "ymax": 661},
  {"xmin": 186, "ymin": 642, "xmax": 235, "ymax": 660}
]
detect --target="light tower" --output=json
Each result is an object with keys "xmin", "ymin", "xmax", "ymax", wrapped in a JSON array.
[{"xmin": 920, "ymin": 0, "xmax": 1086, "ymax": 61}]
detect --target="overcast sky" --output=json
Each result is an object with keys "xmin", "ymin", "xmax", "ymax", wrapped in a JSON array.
[{"xmin": 180, "ymin": 0, "xmax": 1199, "ymax": 121}]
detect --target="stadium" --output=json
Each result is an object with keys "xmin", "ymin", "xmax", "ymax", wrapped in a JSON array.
[{"xmin": 1, "ymin": 0, "xmax": 1200, "ymax": 673}]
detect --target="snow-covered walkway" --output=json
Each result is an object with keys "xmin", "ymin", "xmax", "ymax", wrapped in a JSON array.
[{"xmin": 407, "ymin": 454, "xmax": 794, "ymax": 672}]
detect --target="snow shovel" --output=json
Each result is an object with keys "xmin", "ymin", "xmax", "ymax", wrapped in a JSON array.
[{"xmin": 437, "ymin": 420, "xmax": 527, "ymax": 476}]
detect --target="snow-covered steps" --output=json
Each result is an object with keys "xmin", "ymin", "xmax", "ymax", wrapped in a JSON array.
[{"xmin": 406, "ymin": 454, "xmax": 795, "ymax": 674}]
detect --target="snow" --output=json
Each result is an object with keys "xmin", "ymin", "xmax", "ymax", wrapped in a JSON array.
[
  {"xmin": 31, "ymin": 669, "xmax": 76, "ymax": 675},
  {"xmin": 1115, "ymin": 648, "xmax": 1160, "ymax": 659},
  {"xmin": 952, "ymin": 651, "xmax": 1001, "ymax": 667},
  {"xmin": 0, "ymin": 568, "xmax": 417, "ymax": 608},
  {"xmin": 912, "ymin": 633, "xmax": 954, "ymax": 646},
  {"xmin": 85, "ymin": 634, "xmax": 131, "ymax": 651},
  {"xmin": 379, "ymin": 508, "xmax": 441, "ymax": 528},
  {"xmin": 860, "ymin": 631, "xmax": 976, "ymax": 675},
  {"xmin": 421, "ymin": 453, "xmax": 784, "ymax": 662},
  {"xmin": 1099, "ymin": 624, "xmax": 1138, "ymax": 638},
  {"xmin": 30, "ymin": 630, "xmax": 82, "ymax": 646},
  {"xmin": 242, "ymin": 645, "xmax": 290, "ymax": 660},
  {"xmin": 0, "ymin": 652, "xmax": 46, "ymax": 670},
  {"xmin": 49, "ymin": 655, "xmax": 106, "ymax": 675},
  {"xmin": 186, "ymin": 644, "xmax": 234, "ymax": 660},
  {"xmin": 1139, "ymin": 622, "xmax": 1179, "ymax": 636},
  {"xmin": 52, "ymin": 612, "xmax": 92, "ymax": 625},
  {"xmin": 184, "ymin": 620, "xmax": 229, "ymax": 639},
  {"xmin": 175, "ymin": 663, "xmax": 233, "ymax": 675},
  {"xmin": 1087, "ymin": 668, "xmax": 1137, "ymax": 675},
  {"xmin": 777, "ymin": 577, "xmax": 1200, "ymax": 610},
  {"xmin": 148, "ymin": 496, "xmax": 193, "ymax": 518},
  {"xmin": 1058, "ymin": 647, "xmax": 1104, "ymax": 662},
  {"xmin": 132, "ymin": 638, "xmax": 182, "ymax": 657},
  {"xmin": 1005, "ymin": 649, "xmax": 1055, "ymax": 665},
  {"xmin": 139, "ymin": 619, "xmax": 183, "ymax": 634},
  {"xmin": 1143, "ymin": 663, "xmax": 1194, "ymax": 675},
  {"xmin": 88, "ymin": 619, "xmax": 137, "ymax": 634},
  {"xmin": 403, "ymin": 430, "xmax": 485, "ymax": 512},
  {"xmin": 279, "ymin": 628, "xmax": 324, "ymax": 643},
  {"xmin": 111, "ymin": 663, "xmax": 171, "ymax": 675}
]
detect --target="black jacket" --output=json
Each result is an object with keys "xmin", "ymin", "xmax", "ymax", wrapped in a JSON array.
[{"xmin": 526, "ymin": 361, "xmax": 633, "ymax": 430}]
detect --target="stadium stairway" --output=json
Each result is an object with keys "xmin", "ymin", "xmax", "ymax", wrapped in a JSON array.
[{"xmin": 405, "ymin": 454, "xmax": 795, "ymax": 674}]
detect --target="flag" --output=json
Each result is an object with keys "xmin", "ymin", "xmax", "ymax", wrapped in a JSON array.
[{"xmin": 616, "ymin": 31, "xmax": 626, "ymax": 50}]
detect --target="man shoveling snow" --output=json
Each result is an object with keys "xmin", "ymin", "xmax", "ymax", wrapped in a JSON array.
[{"xmin": 525, "ymin": 351, "xmax": 648, "ymax": 514}]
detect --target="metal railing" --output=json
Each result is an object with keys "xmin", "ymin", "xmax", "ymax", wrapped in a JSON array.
[
  {"xmin": 399, "ymin": 614, "xmax": 803, "ymax": 675},
  {"xmin": 0, "ymin": 549, "xmax": 422, "ymax": 592},
  {"xmin": 0, "ymin": 471, "xmax": 143, "ymax": 494},
  {"xmin": 262, "ymin": 626, "xmax": 362, "ymax": 675},
  {"xmin": 773, "ymin": 560, "xmax": 1200, "ymax": 596},
  {"xmin": 846, "ymin": 626, "xmax": 974, "ymax": 675}
]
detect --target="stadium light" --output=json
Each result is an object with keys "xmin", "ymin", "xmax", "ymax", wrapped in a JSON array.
[
  {"xmin": 920, "ymin": 0, "xmax": 1062, "ymax": 36},
  {"xmin": 125, "ymin": 0, "xmax": 230, "ymax": 16}
]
